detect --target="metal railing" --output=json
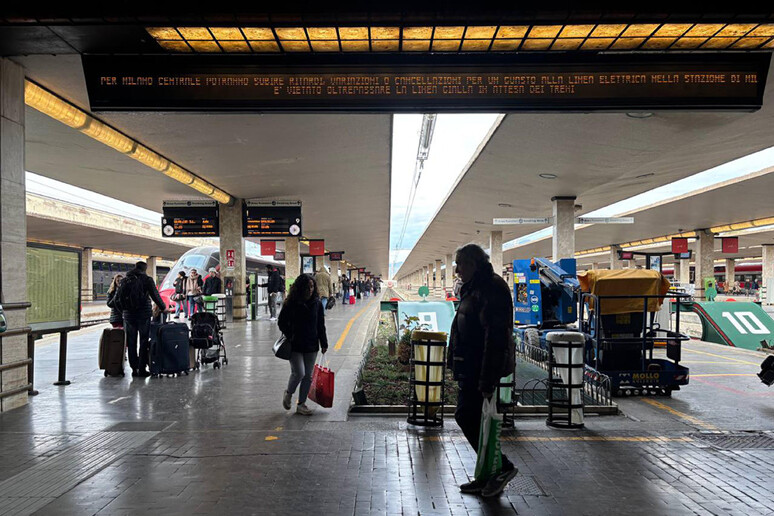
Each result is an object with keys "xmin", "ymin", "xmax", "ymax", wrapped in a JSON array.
[{"xmin": 0, "ymin": 302, "xmax": 34, "ymax": 400}]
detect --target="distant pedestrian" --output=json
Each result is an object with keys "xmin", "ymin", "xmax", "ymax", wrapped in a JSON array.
[
  {"xmin": 278, "ymin": 274, "xmax": 329, "ymax": 416},
  {"xmin": 314, "ymin": 266, "xmax": 334, "ymax": 308},
  {"xmin": 203, "ymin": 267, "xmax": 222, "ymax": 295},
  {"xmin": 341, "ymin": 275, "xmax": 350, "ymax": 304},
  {"xmin": 448, "ymin": 243, "xmax": 517, "ymax": 497},
  {"xmin": 172, "ymin": 270, "xmax": 187, "ymax": 319},
  {"xmin": 260, "ymin": 265, "xmax": 284, "ymax": 321},
  {"xmin": 106, "ymin": 274, "xmax": 124, "ymax": 328},
  {"xmin": 186, "ymin": 269, "xmax": 204, "ymax": 317},
  {"xmin": 117, "ymin": 261, "xmax": 167, "ymax": 377}
]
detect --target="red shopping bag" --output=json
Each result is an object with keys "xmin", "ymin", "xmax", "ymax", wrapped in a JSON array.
[{"xmin": 308, "ymin": 359, "xmax": 334, "ymax": 408}]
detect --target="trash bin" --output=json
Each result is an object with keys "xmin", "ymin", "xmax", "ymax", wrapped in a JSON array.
[
  {"xmin": 407, "ymin": 330, "xmax": 448, "ymax": 427},
  {"xmin": 546, "ymin": 331, "xmax": 585, "ymax": 429},
  {"xmin": 202, "ymin": 294, "xmax": 227, "ymax": 328}
]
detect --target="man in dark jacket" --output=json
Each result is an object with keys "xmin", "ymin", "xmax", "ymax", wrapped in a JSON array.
[
  {"xmin": 203, "ymin": 267, "xmax": 222, "ymax": 295},
  {"xmin": 260, "ymin": 265, "xmax": 284, "ymax": 320},
  {"xmin": 448, "ymin": 243, "xmax": 517, "ymax": 497},
  {"xmin": 119, "ymin": 261, "xmax": 167, "ymax": 377}
]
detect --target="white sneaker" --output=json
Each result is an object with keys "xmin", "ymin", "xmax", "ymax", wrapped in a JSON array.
[
  {"xmin": 282, "ymin": 391, "xmax": 292, "ymax": 410},
  {"xmin": 270, "ymin": 317, "xmax": 277, "ymax": 321},
  {"xmin": 296, "ymin": 403, "xmax": 313, "ymax": 416}
]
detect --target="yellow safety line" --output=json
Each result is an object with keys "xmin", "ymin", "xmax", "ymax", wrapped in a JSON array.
[
  {"xmin": 334, "ymin": 301, "xmax": 372, "ymax": 351},
  {"xmin": 679, "ymin": 361, "xmax": 731, "ymax": 365},
  {"xmin": 423, "ymin": 435, "xmax": 693, "ymax": 443},
  {"xmin": 691, "ymin": 373, "xmax": 758, "ymax": 377},
  {"xmin": 682, "ymin": 348, "xmax": 760, "ymax": 366},
  {"xmin": 641, "ymin": 398, "xmax": 718, "ymax": 430}
]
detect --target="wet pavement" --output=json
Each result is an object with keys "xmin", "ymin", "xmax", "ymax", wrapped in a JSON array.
[{"xmin": 1, "ymin": 293, "xmax": 774, "ymax": 515}]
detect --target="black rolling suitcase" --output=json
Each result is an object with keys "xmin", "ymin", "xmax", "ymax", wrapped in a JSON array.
[
  {"xmin": 149, "ymin": 320, "xmax": 190, "ymax": 377},
  {"xmin": 99, "ymin": 328, "xmax": 125, "ymax": 377}
]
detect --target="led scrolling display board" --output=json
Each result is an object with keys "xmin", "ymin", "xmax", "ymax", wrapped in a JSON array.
[
  {"xmin": 162, "ymin": 200, "xmax": 219, "ymax": 237},
  {"xmin": 243, "ymin": 200, "xmax": 302, "ymax": 237},
  {"xmin": 82, "ymin": 54, "xmax": 769, "ymax": 112}
]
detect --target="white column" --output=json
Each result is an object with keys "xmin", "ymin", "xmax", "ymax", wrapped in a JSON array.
[
  {"xmin": 330, "ymin": 259, "xmax": 339, "ymax": 292},
  {"xmin": 552, "ymin": 196, "xmax": 576, "ymax": 261},
  {"xmin": 146, "ymin": 255, "xmax": 158, "ymax": 284},
  {"xmin": 434, "ymin": 259, "xmax": 442, "ymax": 296},
  {"xmin": 219, "ymin": 200, "xmax": 246, "ymax": 319},
  {"xmin": 285, "ymin": 237, "xmax": 300, "ymax": 294},
  {"xmin": 694, "ymin": 230, "xmax": 715, "ymax": 301},
  {"xmin": 679, "ymin": 258, "xmax": 691, "ymax": 285},
  {"xmin": 762, "ymin": 245, "xmax": 774, "ymax": 305},
  {"xmin": 81, "ymin": 248, "xmax": 93, "ymax": 303},
  {"xmin": 445, "ymin": 253, "xmax": 454, "ymax": 290},
  {"xmin": 490, "ymin": 230, "xmax": 503, "ymax": 277},
  {"xmin": 0, "ymin": 58, "xmax": 28, "ymax": 412},
  {"xmin": 724, "ymin": 258, "xmax": 735, "ymax": 291},
  {"xmin": 609, "ymin": 245, "xmax": 622, "ymax": 269}
]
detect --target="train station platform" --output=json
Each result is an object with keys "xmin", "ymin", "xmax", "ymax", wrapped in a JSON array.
[{"xmin": 1, "ymin": 293, "xmax": 773, "ymax": 515}]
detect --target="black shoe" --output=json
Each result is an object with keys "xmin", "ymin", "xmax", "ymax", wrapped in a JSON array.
[
  {"xmin": 459, "ymin": 478, "xmax": 487, "ymax": 494},
  {"xmin": 136, "ymin": 369, "xmax": 151, "ymax": 378},
  {"xmin": 481, "ymin": 466, "xmax": 518, "ymax": 498},
  {"xmin": 131, "ymin": 369, "xmax": 138, "ymax": 377}
]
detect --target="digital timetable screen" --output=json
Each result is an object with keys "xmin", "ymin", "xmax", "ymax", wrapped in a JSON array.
[
  {"xmin": 162, "ymin": 201, "xmax": 219, "ymax": 237},
  {"xmin": 83, "ymin": 54, "xmax": 768, "ymax": 112},
  {"xmin": 242, "ymin": 201, "xmax": 302, "ymax": 237}
]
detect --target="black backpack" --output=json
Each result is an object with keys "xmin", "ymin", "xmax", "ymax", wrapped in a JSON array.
[{"xmin": 116, "ymin": 273, "xmax": 147, "ymax": 312}]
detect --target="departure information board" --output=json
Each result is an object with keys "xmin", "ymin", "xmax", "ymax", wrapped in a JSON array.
[
  {"xmin": 329, "ymin": 252, "xmax": 344, "ymax": 262},
  {"xmin": 83, "ymin": 54, "xmax": 769, "ymax": 112},
  {"xmin": 243, "ymin": 200, "xmax": 302, "ymax": 237},
  {"xmin": 162, "ymin": 200, "xmax": 219, "ymax": 237}
]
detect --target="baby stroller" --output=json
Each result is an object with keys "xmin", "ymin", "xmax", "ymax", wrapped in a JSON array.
[{"xmin": 189, "ymin": 311, "xmax": 228, "ymax": 369}]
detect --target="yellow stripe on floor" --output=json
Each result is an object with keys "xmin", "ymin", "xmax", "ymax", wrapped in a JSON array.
[
  {"xmin": 334, "ymin": 301, "xmax": 372, "ymax": 351},
  {"xmin": 641, "ymin": 398, "xmax": 718, "ymax": 430},
  {"xmin": 422, "ymin": 435, "xmax": 694, "ymax": 443},
  {"xmin": 682, "ymin": 348, "xmax": 760, "ymax": 366}
]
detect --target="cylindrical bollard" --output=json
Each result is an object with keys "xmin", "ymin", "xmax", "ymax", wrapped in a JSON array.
[
  {"xmin": 407, "ymin": 330, "xmax": 448, "ymax": 427},
  {"xmin": 546, "ymin": 332, "xmax": 585, "ymax": 429}
]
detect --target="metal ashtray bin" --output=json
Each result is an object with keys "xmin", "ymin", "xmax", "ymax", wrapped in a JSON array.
[
  {"xmin": 408, "ymin": 330, "xmax": 448, "ymax": 427},
  {"xmin": 546, "ymin": 331, "xmax": 585, "ymax": 429}
]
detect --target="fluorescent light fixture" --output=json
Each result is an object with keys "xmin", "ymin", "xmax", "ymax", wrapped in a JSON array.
[{"xmin": 25, "ymin": 81, "xmax": 231, "ymax": 205}]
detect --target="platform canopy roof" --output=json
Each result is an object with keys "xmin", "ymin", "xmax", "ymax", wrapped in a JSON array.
[{"xmin": 395, "ymin": 54, "xmax": 774, "ymax": 279}]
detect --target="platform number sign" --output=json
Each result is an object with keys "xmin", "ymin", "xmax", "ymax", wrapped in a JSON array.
[{"xmin": 721, "ymin": 311, "xmax": 769, "ymax": 335}]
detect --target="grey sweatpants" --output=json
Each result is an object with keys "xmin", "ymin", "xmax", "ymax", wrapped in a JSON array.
[{"xmin": 287, "ymin": 351, "xmax": 318, "ymax": 404}]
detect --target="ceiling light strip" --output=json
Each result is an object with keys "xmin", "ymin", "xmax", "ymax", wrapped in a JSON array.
[{"xmin": 24, "ymin": 81, "xmax": 231, "ymax": 205}]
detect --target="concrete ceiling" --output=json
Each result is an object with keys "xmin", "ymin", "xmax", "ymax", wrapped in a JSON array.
[
  {"xmin": 15, "ymin": 54, "xmax": 391, "ymax": 277},
  {"xmin": 396, "ymin": 53, "xmax": 774, "ymax": 279},
  {"xmin": 506, "ymin": 165, "xmax": 774, "ymax": 266},
  {"xmin": 26, "ymin": 216, "xmax": 194, "ymax": 260}
]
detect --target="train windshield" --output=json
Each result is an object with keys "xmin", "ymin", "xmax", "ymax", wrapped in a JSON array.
[{"xmin": 160, "ymin": 252, "xmax": 215, "ymax": 290}]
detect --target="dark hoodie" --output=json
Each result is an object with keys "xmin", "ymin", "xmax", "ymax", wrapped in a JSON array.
[
  {"xmin": 278, "ymin": 296, "xmax": 329, "ymax": 353},
  {"xmin": 121, "ymin": 267, "xmax": 167, "ymax": 319},
  {"xmin": 447, "ymin": 262, "xmax": 515, "ymax": 393}
]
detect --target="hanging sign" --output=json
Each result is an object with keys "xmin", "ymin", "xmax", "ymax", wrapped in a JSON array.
[
  {"xmin": 260, "ymin": 240, "xmax": 277, "ymax": 256},
  {"xmin": 242, "ymin": 200, "xmax": 302, "ymax": 237},
  {"xmin": 274, "ymin": 251, "xmax": 286, "ymax": 261},
  {"xmin": 162, "ymin": 200, "xmax": 219, "ymax": 237},
  {"xmin": 672, "ymin": 238, "xmax": 689, "ymax": 254},
  {"xmin": 308, "ymin": 240, "xmax": 325, "ymax": 256},
  {"xmin": 722, "ymin": 237, "xmax": 739, "ymax": 254},
  {"xmin": 328, "ymin": 251, "xmax": 344, "ymax": 261},
  {"xmin": 494, "ymin": 217, "xmax": 551, "ymax": 225}
]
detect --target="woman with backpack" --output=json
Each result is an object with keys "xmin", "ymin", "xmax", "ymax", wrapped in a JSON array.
[
  {"xmin": 172, "ymin": 270, "xmax": 187, "ymax": 319},
  {"xmin": 278, "ymin": 274, "xmax": 329, "ymax": 416},
  {"xmin": 106, "ymin": 274, "xmax": 124, "ymax": 328}
]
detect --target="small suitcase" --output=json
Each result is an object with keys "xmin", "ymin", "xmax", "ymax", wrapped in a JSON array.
[
  {"xmin": 326, "ymin": 296, "xmax": 336, "ymax": 310},
  {"xmin": 350, "ymin": 295, "xmax": 356, "ymax": 304},
  {"xmin": 99, "ymin": 328, "xmax": 125, "ymax": 377},
  {"xmin": 150, "ymin": 322, "xmax": 190, "ymax": 376}
]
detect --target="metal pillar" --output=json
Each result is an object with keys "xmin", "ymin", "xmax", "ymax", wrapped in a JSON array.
[{"xmin": 552, "ymin": 196, "xmax": 576, "ymax": 261}]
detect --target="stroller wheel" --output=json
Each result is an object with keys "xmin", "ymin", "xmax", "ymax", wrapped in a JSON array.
[
  {"xmin": 104, "ymin": 370, "xmax": 108, "ymax": 377},
  {"xmin": 223, "ymin": 358, "xmax": 229, "ymax": 365},
  {"xmin": 214, "ymin": 361, "xmax": 220, "ymax": 369}
]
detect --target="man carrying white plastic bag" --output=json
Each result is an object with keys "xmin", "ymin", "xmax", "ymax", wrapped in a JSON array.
[{"xmin": 448, "ymin": 244, "xmax": 518, "ymax": 498}]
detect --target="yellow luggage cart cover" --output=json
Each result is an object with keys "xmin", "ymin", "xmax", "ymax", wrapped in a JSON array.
[{"xmin": 578, "ymin": 269, "xmax": 671, "ymax": 315}]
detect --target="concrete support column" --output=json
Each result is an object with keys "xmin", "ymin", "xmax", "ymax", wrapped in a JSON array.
[
  {"xmin": 330, "ymin": 259, "xmax": 339, "ymax": 292},
  {"xmin": 285, "ymin": 237, "xmax": 300, "ymax": 291},
  {"xmin": 80, "ymin": 248, "xmax": 93, "ymax": 303},
  {"xmin": 490, "ymin": 230, "xmax": 503, "ymax": 277},
  {"xmin": 694, "ymin": 230, "xmax": 715, "ymax": 301},
  {"xmin": 434, "ymin": 259, "xmax": 442, "ymax": 296},
  {"xmin": 591, "ymin": 263, "xmax": 599, "ymax": 270},
  {"xmin": 552, "ymin": 196, "xmax": 576, "ymax": 261},
  {"xmin": 444, "ymin": 254, "xmax": 454, "ymax": 290},
  {"xmin": 679, "ymin": 259, "xmax": 691, "ymax": 285},
  {"xmin": 219, "ymin": 201, "xmax": 246, "ymax": 319},
  {"xmin": 610, "ymin": 245, "xmax": 623, "ymax": 269},
  {"xmin": 724, "ymin": 258, "xmax": 736, "ymax": 291},
  {"xmin": 762, "ymin": 245, "xmax": 774, "ymax": 305},
  {"xmin": 0, "ymin": 58, "xmax": 28, "ymax": 412},
  {"xmin": 422, "ymin": 266, "xmax": 428, "ymax": 286},
  {"xmin": 146, "ymin": 256, "xmax": 158, "ymax": 284}
]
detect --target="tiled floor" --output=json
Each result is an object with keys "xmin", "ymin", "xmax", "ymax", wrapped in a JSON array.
[{"xmin": 1, "ymin": 294, "xmax": 774, "ymax": 515}]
